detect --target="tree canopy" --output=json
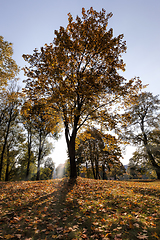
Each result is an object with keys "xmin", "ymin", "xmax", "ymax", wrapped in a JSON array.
[
  {"xmin": 0, "ymin": 36, "xmax": 19, "ymax": 88},
  {"xmin": 23, "ymin": 7, "xmax": 142, "ymax": 178}
]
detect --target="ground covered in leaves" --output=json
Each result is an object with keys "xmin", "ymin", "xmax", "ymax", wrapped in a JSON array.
[{"xmin": 0, "ymin": 178, "xmax": 160, "ymax": 240}]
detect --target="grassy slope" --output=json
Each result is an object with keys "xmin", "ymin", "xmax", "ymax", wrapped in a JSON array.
[{"xmin": 0, "ymin": 178, "xmax": 160, "ymax": 240}]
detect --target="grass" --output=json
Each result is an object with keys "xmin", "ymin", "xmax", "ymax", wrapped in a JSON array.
[{"xmin": 0, "ymin": 177, "xmax": 160, "ymax": 240}]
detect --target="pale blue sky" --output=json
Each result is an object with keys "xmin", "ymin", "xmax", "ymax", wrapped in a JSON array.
[{"xmin": 1, "ymin": 0, "xmax": 160, "ymax": 166}]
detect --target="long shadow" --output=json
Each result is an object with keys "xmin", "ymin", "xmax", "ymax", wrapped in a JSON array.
[
  {"xmin": 36, "ymin": 179, "xmax": 160, "ymax": 240},
  {"xmin": 1, "ymin": 178, "xmax": 76, "ymax": 218},
  {"xmin": 0, "ymin": 178, "xmax": 78, "ymax": 239},
  {"xmin": 1, "ymin": 178, "xmax": 160, "ymax": 240}
]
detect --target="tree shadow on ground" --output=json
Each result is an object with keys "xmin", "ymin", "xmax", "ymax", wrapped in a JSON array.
[
  {"xmin": 1, "ymin": 178, "xmax": 160, "ymax": 240},
  {"xmin": 0, "ymin": 178, "xmax": 78, "ymax": 239}
]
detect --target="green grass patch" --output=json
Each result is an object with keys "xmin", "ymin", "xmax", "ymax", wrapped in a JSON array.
[{"xmin": 0, "ymin": 178, "xmax": 160, "ymax": 239}]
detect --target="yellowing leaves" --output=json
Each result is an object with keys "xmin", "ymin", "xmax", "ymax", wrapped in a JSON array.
[
  {"xmin": 3, "ymin": 235, "xmax": 14, "ymax": 239},
  {"xmin": 1, "ymin": 178, "xmax": 160, "ymax": 239}
]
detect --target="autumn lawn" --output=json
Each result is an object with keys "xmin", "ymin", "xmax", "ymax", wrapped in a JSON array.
[{"xmin": 0, "ymin": 178, "xmax": 160, "ymax": 240}]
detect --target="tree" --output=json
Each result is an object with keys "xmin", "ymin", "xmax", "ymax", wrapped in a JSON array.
[
  {"xmin": 22, "ymin": 100, "xmax": 60, "ymax": 180},
  {"xmin": 35, "ymin": 139, "xmax": 54, "ymax": 180},
  {"xmin": 23, "ymin": 7, "xmax": 142, "ymax": 178},
  {"xmin": 21, "ymin": 101, "xmax": 36, "ymax": 180},
  {"xmin": 148, "ymin": 128, "xmax": 160, "ymax": 162},
  {"xmin": 127, "ymin": 148, "xmax": 156, "ymax": 179},
  {"xmin": 44, "ymin": 157, "xmax": 55, "ymax": 179},
  {"xmin": 121, "ymin": 92, "xmax": 160, "ymax": 179},
  {"xmin": 76, "ymin": 127, "xmax": 124, "ymax": 179},
  {"xmin": 0, "ymin": 81, "xmax": 22, "ymax": 180},
  {"xmin": 14, "ymin": 145, "xmax": 36, "ymax": 181},
  {"xmin": 4, "ymin": 124, "xmax": 25, "ymax": 181},
  {"xmin": 76, "ymin": 128, "xmax": 105, "ymax": 179},
  {"xmin": 0, "ymin": 36, "xmax": 19, "ymax": 88}
]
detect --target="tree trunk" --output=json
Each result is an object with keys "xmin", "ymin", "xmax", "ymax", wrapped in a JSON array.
[
  {"xmin": 145, "ymin": 146, "xmax": 160, "ymax": 179},
  {"xmin": 36, "ymin": 153, "xmax": 41, "ymax": 180},
  {"xmin": 0, "ymin": 117, "xmax": 11, "ymax": 180},
  {"xmin": 36, "ymin": 148, "xmax": 42, "ymax": 180},
  {"xmin": 89, "ymin": 141, "xmax": 96, "ymax": 179},
  {"xmin": 156, "ymin": 170, "xmax": 160, "ymax": 180},
  {"xmin": 142, "ymin": 130, "xmax": 160, "ymax": 179},
  {"xmin": 5, "ymin": 162, "xmax": 9, "ymax": 181},
  {"xmin": 36, "ymin": 133, "xmax": 42, "ymax": 181},
  {"xmin": 91, "ymin": 158, "xmax": 96, "ymax": 179},
  {"xmin": 26, "ymin": 130, "xmax": 32, "ymax": 180},
  {"xmin": 86, "ymin": 162, "xmax": 90, "ymax": 178},
  {"xmin": 5, "ymin": 146, "xmax": 10, "ymax": 181},
  {"xmin": 65, "ymin": 122, "xmax": 77, "ymax": 179},
  {"xmin": 95, "ymin": 156, "xmax": 100, "ymax": 179},
  {"xmin": 68, "ymin": 136, "xmax": 77, "ymax": 179}
]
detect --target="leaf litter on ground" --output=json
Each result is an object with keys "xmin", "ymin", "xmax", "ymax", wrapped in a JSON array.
[{"xmin": 0, "ymin": 177, "xmax": 160, "ymax": 239}]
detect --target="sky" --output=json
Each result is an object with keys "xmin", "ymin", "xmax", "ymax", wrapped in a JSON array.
[{"xmin": 1, "ymin": 0, "xmax": 160, "ymax": 167}]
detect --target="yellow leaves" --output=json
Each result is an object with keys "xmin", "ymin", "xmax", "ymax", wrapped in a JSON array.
[
  {"xmin": 4, "ymin": 235, "xmax": 14, "ymax": 239},
  {"xmin": 0, "ymin": 36, "xmax": 19, "ymax": 87},
  {"xmin": 152, "ymin": 232, "xmax": 159, "ymax": 239},
  {"xmin": 22, "ymin": 8, "xmax": 144, "ymax": 150},
  {"xmin": 1, "ymin": 178, "xmax": 160, "ymax": 239},
  {"xmin": 77, "ymin": 130, "xmax": 92, "ymax": 142}
]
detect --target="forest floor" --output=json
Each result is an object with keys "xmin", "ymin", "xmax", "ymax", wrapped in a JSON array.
[{"xmin": 0, "ymin": 177, "xmax": 160, "ymax": 240}]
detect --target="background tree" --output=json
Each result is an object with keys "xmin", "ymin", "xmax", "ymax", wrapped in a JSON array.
[
  {"xmin": 75, "ymin": 127, "xmax": 124, "ymax": 179},
  {"xmin": 76, "ymin": 128, "xmax": 104, "ymax": 179},
  {"xmin": 14, "ymin": 145, "xmax": 36, "ymax": 181},
  {"xmin": 0, "ymin": 36, "xmax": 19, "ymax": 88},
  {"xmin": 121, "ymin": 92, "xmax": 160, "ymax": 179},
  {"xmin": 21, "ymin": 101, "xmax": 36, "ymax": 180},
  {"xmin": 0, "ymin": 81, "xmax": 22, "ymax": 180},
  {"xmin": 23, "ymin": 7, "xmax": 142, "ymax": 179},
  {"xmin": 147, "ymin": 128, "xmax": 160, "ymax": 164},
  {"xmin": 4, "ymin": 124, "xmax": 25, "ymax": 181},
  {"xmin": 102, "ymin": 145, "xmax": 125, "ymax": 180},
  {"xmin": 29, "ymin": 150, "xmax": 55, "ymax": 181},
  {"xmin": 127, "ymin": 147, "xmax": 156, "ymax": 179},
  {"xmin": 43, "ymin": 157, "xmax": 55, "ymax": 179},
  {"xmin": 22, "ymin": 100, "xmax": 61, "ymax": 180}
]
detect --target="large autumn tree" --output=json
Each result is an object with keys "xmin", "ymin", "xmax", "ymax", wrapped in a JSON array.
[{"xmin": 23, "ymin": 7, "xmax": 142, "ymax": 178}]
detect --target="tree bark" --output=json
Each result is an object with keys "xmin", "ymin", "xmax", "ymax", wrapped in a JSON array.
[
  {"xmin": 26, "ymin": 130, "xmax": 32, "ymax": 180},
  {"xmin": 0, "ymin": 113, "xmax": 12, "ymax": 180},
  {"xmin": 68, "ymin": 134, "xmax": 77, "ymax": 179},
  {"xmin": 36, "ymin": 133, "xmax": 42, "ymax": 180},
  {"xmin": 145, "ymin": 145, "xmax": 160, "ymax": 179},
  {"xmin": 89, "ymin": 141, "xmax": 96, "ymax": 179},
  {"xmin": 65, "ymin": 121, "xmax": 77, "ymax": 179},
  {"xmin": 95, "ymin": 156, "xmax": 100, "ymax": 179},
  {"xmin": 142, "ymin": 130, "xmax": 160, "ymax": 179},
  {"xmin": 36, "ymin": 150, "xmax": 42, "ymax": 180},
  {"xmin": 5, "ymin": 146, "xmax": 10, "ymax": 181},
  {"xmin": 91, "ymin": 158, "xmax": 96, "ymax": 179}
]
